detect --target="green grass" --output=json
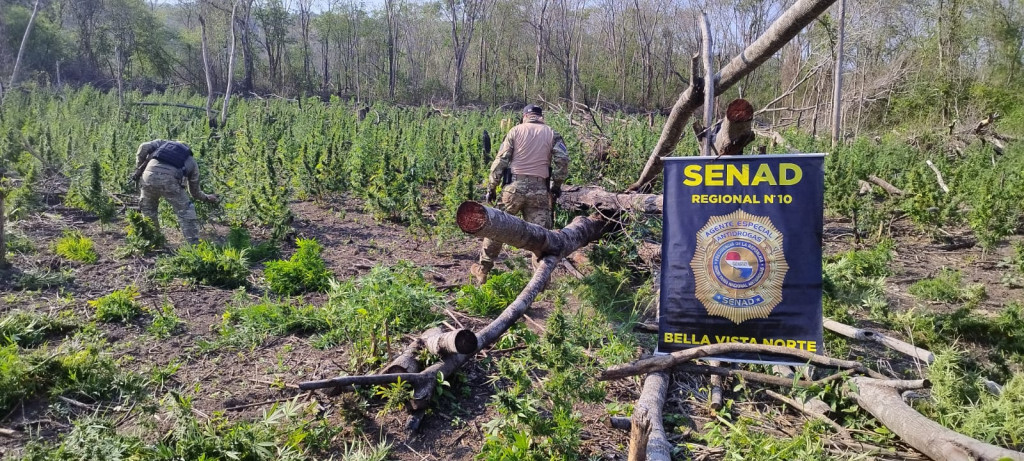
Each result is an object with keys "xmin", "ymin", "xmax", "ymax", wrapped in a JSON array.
[
  {"xmin": 89, "ymin": 286, "xmax": 144, "ymax": 323},
  {"xmin": 55, "ymin": 231, "xmax": 99, "ymax": 264},
  {"xmin": 894, "ymin": 302, "xmax": 1024, "ymax": 379},
  {"xmin": 456, "ymin": 269, "xmax": 527, "ymax": 316},
  {"xmin": 264, "ymin": 238, "xmax": 333, "ymax": 295},
  {"xmin": 908, "ymin": 268, "xmax": 987, "ymax": 305},
  {"xmin": 212, "ymin": 261, "xmax": 443, "ymax": 369}
]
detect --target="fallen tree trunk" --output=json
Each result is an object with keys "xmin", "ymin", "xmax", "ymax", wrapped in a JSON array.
[
  {"xmin": 866, "ymin": 175, "xmax": 905, "ymax": 196},
  {"xmin": 558, "ymin": 186, "xmax": 663, "ymax": 214},
  {"xmin": 601, "ymin": 343, "xmax": 886, "ymax": 381},
  {"xmin": 456, "ymin": 201, "xmax": 613, "ymax": 258},
  {"xmin": 849, "ymin": 377, "xmax": 1024, "ymax": 461},
  {"xmin": 823, "ymin": 318, "xmax": 933, "ymax": 363},
  {"xmin": 629, "ymin": 0, "xmax": 839, "ymax": 192},
  {"xmin": 301, "ymin": 203, "xmax": 611, "ymax": 429},
  {"xmin": 634, "ymin": 372, "xmax": 672, "ymax": 461}
]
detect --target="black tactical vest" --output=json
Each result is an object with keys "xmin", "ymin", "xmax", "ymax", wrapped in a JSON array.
[{"xmin": 152, "ymin": 141, "xmax": 192, "ymax": 168}]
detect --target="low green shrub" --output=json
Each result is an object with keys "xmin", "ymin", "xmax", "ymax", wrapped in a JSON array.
[
  {"xmin": 119, "ymin": 211, "xmax": 166, "ymax": 257},
  {"xmin": 0, "ymin": 310, "xmax": 79, "ymax": 348},
  {"xmin": 213, "ymin": 299, "xmax": 329, "ymax": 351},
  {"xmin": 13, "ymin": 268, "xmax": 74, "ymax": 290},
  {"xmin": 919, "ymin": 349, "xmax": 1024, "ymax": 450},
  {"xmin": 315, "ymin": 261, "xmax": 443, "ymax": 368},
  {"xmin": 264, "ymin": 238, "xmax": 332, "ymax": 295},
  {"xmin": 226, "ymin": 226, "xmax": 279, "ymax": 262},
  {"xmin": 89, "ymin": 286, "xmax": 143, "ymax": 323},
  {"xmin": 909, "ymin": 268, "xmax": 986, "ymax": 304},
  {"xmin": 822, "ymin": 241, "xmax": 893, "ymax": 323},
  {"xmin": 456, "ymin": 270, "xmax": 527, "ymax": 316},
  {"xmin": 0, "ymin": 334, "xmax": 143, "ymax": 413},
  {"xmin": 0, "ymin": 344, "xmax": 38, "ymax": 412},
  {"xmin": 18, "ymin": 395, "xmax": 344, "ymax": 460},
  {"xmin": 55, "ymin": 231, "xmax": 99, "ymax": 264},
  {"xmin": 147, "ymin": 303, "xmax": 184, "ymax": 338},
  {"xmin": 154, "ymin": 241, "xmax": 250, "ymax": 288}
]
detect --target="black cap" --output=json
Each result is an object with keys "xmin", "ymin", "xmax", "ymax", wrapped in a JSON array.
[{"xmin": 523, "ymin": 104, "xmax": 543, "ymax": 116}]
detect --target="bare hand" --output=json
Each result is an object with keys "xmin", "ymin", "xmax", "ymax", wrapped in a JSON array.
[{"xmin": 206, "ymin": 193, "xmax": 220, "ymax": 204}]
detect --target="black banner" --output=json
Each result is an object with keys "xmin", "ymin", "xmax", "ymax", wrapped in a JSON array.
[{"xmin": 658, "ymin": 154, "xmax": 825, "ymax": 364}]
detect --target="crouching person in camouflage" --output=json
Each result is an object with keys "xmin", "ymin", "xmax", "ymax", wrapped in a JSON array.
[
  {"xmin": 470, "ymin": 104, "xmax": 569, "ymax": 285},
  {"xmin": 132, "ymin": 140, "xmax": 219, "ymax": 245}
]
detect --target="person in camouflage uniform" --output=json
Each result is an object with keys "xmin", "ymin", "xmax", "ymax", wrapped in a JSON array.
[
  {"xmin": 133, "ymin": 140, "xmax": 219, "ymax": 245},
  {"xmin": 471, "ymin": 104, "xmax": 569, "ymax": 285}
]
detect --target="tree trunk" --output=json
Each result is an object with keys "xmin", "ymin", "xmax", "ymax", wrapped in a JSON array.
[
  {"xmin": 849, "ymin": 378, "xmax": 1024, "ymax": 461},
  {"xmin": 220, "ymin": 1, "xmax": 239, "ymax": 128},
  {"xmin": 558, "ymin": 186, "xmax": 663, "ymax": 214},
  {"xmin": 199, "ymin": 13, "xmax": 216, "ymax": 126},
  {"xmin": 633, "ymin": 372, "xmax": 672, "ymax": 461},
  {"xmin": 628, "ymin": 0, "xmax": 839, "ymax": 192},
  {"xmin": 701, "ymin": 13, "xmax": 715, "ymax": 156},
  {"xmin": 830, "ymin": 0, "xmax": 846, "ymax": 148},
  {"xmin": 7, "ymin": 0, "xmax": 42, "ymax": 99},
  {"xmin": 240, "ymin": 0, "xmax": 255, "ymax": 92},
  {"xmin": 0, "ymin": 190, "xmax": 7, "ymax": 269},
  {"xmin": 712, "ymin": 99, "xmax": 755, "ymax": 156}
]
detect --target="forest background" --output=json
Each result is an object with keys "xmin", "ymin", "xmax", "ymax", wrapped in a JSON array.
[{"xmin": 2, "ymin": 0, "xmax": 1022, "ymax": 133}]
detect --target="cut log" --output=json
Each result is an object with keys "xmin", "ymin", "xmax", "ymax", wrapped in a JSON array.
[
  {"xmin": 866, "ymin": 175, "xmax": 905, "ymax": 196},
  {"xmin": 823, "ymin": 318, "xmax": 933, "ymax": 363},
  {"xmin": 712, "ymin": 99, "xmax": 755, "ymax": 156},
  {"xmin": 709, "ymin": 360, "xmax": 725, "ymax": 410},
  {"xmin": 849, "ymin": 377, "xmax": 1024, "ymax": 461},
  {"xmin": 601, "ymin": 343, "xmax": 885, "ymax": 381},
  {"xmin": 629, "ymin": 0, "xmax": 839, "ymax": 192},
  {"xmin": 456, "ymin": 201, "xmax": 613, "ymax": 259},
  {"xmin": 424, "ymin": 329, "xmax": 478, "ymax": 356},
  {"xmin": 380, "ymin": 338, "xmax": 424, "ymax": 375},
  {"xmin": 635, "ymin": 372, "xmax": 672, "ymax": 461},
  {"xmin": 558, "ymin": 186, "xmax": 663, "ymax": 214},
  {"xmin": 606, "ymin": 416, "xmax": 632, "ymax": 431}
]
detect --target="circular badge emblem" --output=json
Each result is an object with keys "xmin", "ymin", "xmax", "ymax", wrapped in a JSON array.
[{"xmin": 691, "ymin": 210, "xmax": 788, "ymax": 324}]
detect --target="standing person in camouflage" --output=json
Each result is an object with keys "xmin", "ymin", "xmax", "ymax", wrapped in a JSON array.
[
  {"xmin": 132, "ymin": 140, "xmax": 219, "ymax": 245},
  {"xmin": 470, "ymin": 104, "xmax": 570, "ymax": 285}
]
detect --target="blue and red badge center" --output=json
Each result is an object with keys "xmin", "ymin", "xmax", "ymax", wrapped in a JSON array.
[
  {"xmin": 711, "ymin": 242, "xmax": 766, "ymax": 289},
  {"xmin": 691, "ymin": 210, "xmax": 789, "ymax": 324}
]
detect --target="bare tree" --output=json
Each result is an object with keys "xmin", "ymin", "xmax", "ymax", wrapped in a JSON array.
[
  {"xmin": 7, "ymin": 0, "xmax": 43, "ymax": 101},
  {"xmin": 221, "ymin": 0, "xmax": 239, "ymax": 127},
  {"xmin": 831, "ymin": 0, "xmax": 846, "ymax": 148},
  {"xmin": 443, "ymin": 0, "xmax": 488, "ymax": 106},
  {"xmin": 385, "ymin": 0, "xmax": 400, "ymax": 100}
]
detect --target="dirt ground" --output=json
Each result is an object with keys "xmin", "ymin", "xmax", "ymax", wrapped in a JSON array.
[{"xmin": 1, "ymin": 194, "xmax": 1020, "ymax": 459}]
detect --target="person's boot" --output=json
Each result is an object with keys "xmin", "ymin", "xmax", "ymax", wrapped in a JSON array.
[{"xmin": 470, "ymin": 262, "xmax": 491, "ymax": 286}]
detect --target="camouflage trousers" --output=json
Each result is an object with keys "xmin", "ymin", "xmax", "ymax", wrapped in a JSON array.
[
  {"xmin": 479, "ymin": 175, "xmax": 552, "ymax": 269},
  {"xmin": 139, "ymin": 170, "xmax": 200, "ymax": 244}
]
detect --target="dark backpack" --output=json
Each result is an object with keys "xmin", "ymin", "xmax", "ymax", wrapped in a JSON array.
[{"xmin": 152, "ymin": 141, "xmax": 192, "ymax": 168}]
